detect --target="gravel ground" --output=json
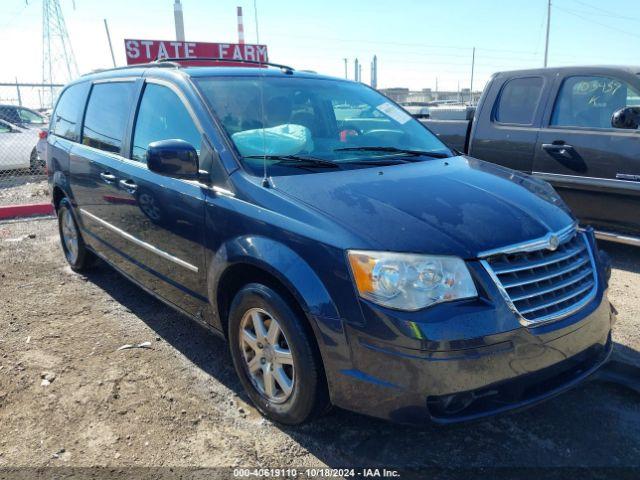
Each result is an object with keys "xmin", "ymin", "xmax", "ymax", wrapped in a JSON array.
[
  {"xmin": 0, "ymin": 218, "xmax": 639, "ymax": 471},
  {"xmin": 0, "ymin": 178, "xmax": 49, "ymax": 206}
]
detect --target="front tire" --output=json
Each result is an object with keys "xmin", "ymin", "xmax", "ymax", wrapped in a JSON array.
[
  {"xmin": 58, "ymin": 198, "xmax": 95, "ymax": 272},
  {"xmin": 228, "ymin": 283, "xmax": 329, "ymax": 425}
]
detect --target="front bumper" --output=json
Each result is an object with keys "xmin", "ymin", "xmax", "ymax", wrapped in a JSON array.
[{"xmin": 325, "ymin": 291, "xmax": 614, "ymax": 424}]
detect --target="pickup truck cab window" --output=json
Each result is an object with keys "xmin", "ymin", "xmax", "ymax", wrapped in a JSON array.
[
  {"xmin": 551, "ymin": 75, "xmax": 640, "ymax": 129},
  {"xmin": 195, "ymin": 76, "xmax": 451, "ymax": 176},
  {"xmin": 494, "ymin": 76, "xmax": 544, "ymax": 125},
  {"xmin": 132, "ymin": 83, "xmax": 202, "ymax": 162},
  {"xmin": 82, "ymin": 82, "xmax": 136, "ymax": 153}
]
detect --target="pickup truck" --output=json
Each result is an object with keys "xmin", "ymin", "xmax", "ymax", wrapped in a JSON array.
[{"xmin": 424, "ymin": 66, "xmax": 640, "ymax": 246}]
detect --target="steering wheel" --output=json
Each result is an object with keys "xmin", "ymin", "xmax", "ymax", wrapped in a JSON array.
[{"xmin": 361, "ymin": 129, "xmax": 405, "ymax": 142}]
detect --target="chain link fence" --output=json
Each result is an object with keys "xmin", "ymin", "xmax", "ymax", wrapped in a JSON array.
[{"xmin": 0, "ymin": 83, "xmax": 62, "ymax": 205}]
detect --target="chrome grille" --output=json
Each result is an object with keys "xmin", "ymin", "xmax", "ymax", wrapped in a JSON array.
[{"xmin": 483, "ymin": 231, "xmax": 597, "ymax": 324}]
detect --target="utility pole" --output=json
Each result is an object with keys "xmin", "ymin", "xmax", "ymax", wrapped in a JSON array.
[
  {"xmin": 103, "ymin": 19, "xmax": 116, "ymax": 67},
  {"xmin": 253, "ymin": 0, "xmax": 260, "ymax": 44},
  {"xmin": 544, "ymin": 0, "xmax": 551, "ymax": 67},
  {"xmin": 343, "ymin": 58, "xmax": 348, "ymax": 79},
  {"xmin": 174, "ymin": 0, "xmax": 185, "ymax": 41},
  {"xmin": 354, "ymin": 58, "xmax": 359, "ymax": 82},
  {"xmin": 470, "ymin": 47, "xmax": 476, "ymax": 105},
  {"xmin": 15, "ymin": 78, "xmax": 22, "ymax": 106}
]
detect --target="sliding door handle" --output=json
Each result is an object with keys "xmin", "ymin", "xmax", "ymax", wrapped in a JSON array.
[
  {"xmin": 100, "ymin": 172, "xmax": 116, "ymax": 184},
  {"xmin": 118, "ymin": 179, "xmax": 138, "ymax": 193}
]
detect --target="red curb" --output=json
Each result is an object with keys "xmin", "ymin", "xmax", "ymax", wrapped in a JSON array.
[{"xmin": 0, "ymin": 203, "xmax": 54, "ymax": 220}]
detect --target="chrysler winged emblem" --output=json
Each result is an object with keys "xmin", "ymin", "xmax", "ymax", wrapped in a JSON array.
[{"xmin": 548, "ymin": 234, "xmax": 560, "ymax": 251}]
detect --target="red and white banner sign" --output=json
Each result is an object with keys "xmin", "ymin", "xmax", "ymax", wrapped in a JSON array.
[{"xmin": 124, "ymin": 39, "xmax": 269, "ymax": 65}]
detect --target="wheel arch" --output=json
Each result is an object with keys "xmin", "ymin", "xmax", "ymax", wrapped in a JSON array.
[
  {"xmin": 51, "ymin": 172, "xmax": 74, "ymax": 213},
  {"xmin": 208, "ymin": 235, "xmax": 340, "ymax": 337}
]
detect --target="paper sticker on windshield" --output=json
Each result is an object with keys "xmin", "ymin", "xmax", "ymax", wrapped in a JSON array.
[{"xmin": 376, "ymin": 102, "xmax": 412, "ymax": 124}]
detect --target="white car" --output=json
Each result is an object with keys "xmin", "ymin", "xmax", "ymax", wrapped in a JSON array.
[{"xmin": 0, "ymin": 119, "xmax": 43, "ymax": 172}]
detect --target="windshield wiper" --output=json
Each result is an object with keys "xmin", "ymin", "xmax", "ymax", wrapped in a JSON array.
[
  {"xmin": 244, "ymin": 154, "xmax": 341, "ymax": 169},
  {"xmin": 334, "ymin": 146, "xmax": 450, "ymax": 159}
]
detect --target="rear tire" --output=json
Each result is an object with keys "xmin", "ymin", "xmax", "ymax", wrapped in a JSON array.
[
  {"xmin": 228, "ymin": 283, "xmax": 329, "ymax": 425},
  {"xmin": 29, "ymin": 148, "xmax": 44, "ymax": 174},
  {"xmin": 58, "ymin": 198, "xmax": 95, "ymax": 272}
]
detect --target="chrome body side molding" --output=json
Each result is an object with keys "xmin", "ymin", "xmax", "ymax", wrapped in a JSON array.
[
  {"xmin": 79, "ymin": 208, "xmax": 199, "ymax": 273},
  {"xmin": 594, "ymin": 230, "xmax": 640, "ymax": 247},
  {"xmin": 532, "ymin": 171, "xmax": 640, "ymax": 193}
]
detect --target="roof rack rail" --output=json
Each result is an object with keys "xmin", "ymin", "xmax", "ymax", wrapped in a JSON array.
[
  {"xmin": 82, "ymin": 61, "xmax": 181, "ymax": 76},
  {"xmin": 155, "ymin": 57, "xmax": 295, "ymax": 72}
]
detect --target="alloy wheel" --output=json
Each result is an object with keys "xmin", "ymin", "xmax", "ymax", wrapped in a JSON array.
[
  {"xmin": 61, "ymin": 208, "xmax": 79, "ymax": 263},
  {"xmin": 239, "ymin": 307, "xmax": 295, "ymax": 404}
]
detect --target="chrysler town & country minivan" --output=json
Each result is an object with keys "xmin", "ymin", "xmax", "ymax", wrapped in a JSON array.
[{"xmin": 47, "ymin": 60, "xmax": 615, "ymax": 425}]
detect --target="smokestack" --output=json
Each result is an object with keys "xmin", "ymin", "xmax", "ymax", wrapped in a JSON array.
[
  {"xmin": 371, "ymin": 55, "xmax": 378, "ymax": 89},
  {"xmin": 354, "ymin": 58, "xmax": 359, "ymax": 82},
  {"xmin": 237, "ymin": 6, "xmax": 245, "ymax": 45},
  {"xmin": 174, "ymin": 0, "xmax": 185, "ymax": 41}
]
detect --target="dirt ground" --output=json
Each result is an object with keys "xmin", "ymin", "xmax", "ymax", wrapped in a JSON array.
[
  {"xmin": 0, "ymin": 178, "xmax": 49, "ymax": 206},
  {"xmin": 0, "ymin": 217, "xmax": 639, "ymax": 471}
]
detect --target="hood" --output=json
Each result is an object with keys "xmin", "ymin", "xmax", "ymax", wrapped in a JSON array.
[{"xmin": 271, "ymin": 156, "xmax": 574, "ymax": 258}]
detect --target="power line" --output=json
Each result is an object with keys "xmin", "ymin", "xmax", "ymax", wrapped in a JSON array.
[
  {"xmin": 555, "ymin": 5, "xmax": 640, "ymax": 39},
  {"xmin": 564, "ymin": 4, "xmax": 640, "ymax": 23},
  {"xmin": 569, "ymin": 0, "xmax": 640, "ymax": 22},
  {"xmin": 0, "ymin": 2, "xmax": 31, "ymax": 29},
  {"xmin": 263, "ymin": 31, "xmax": 543, "ymax": 56}
]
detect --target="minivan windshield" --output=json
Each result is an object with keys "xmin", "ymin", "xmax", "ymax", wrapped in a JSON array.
[{"xmin": 195, "ymin": 76, "xmax": 452, "ymax": 176}]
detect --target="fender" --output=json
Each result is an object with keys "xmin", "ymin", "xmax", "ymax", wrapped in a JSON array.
[{"xmin": 207, "ymin": 235, "xmax": 340, "ymax": 327}]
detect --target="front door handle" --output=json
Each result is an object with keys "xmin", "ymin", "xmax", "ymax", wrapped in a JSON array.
[
  {"xmin": 542, "ymin": 143, "xmax": 575, "ymax": 159},
  {"xmin": 100, "ymin": 172, "xmax": 116, "ymax": 184},
  {"xmin": 119, "ymin": 179, "xmax": 138, "ymax": 193}
]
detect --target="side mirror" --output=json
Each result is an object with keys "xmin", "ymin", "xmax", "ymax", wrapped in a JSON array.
[
  {"xmin": 611, "ymin": 106, "xmax": 640, "ymax": 130},
  {"xmin": 146, "ymin": 139, "xmax": 199, "ymax": 179}
]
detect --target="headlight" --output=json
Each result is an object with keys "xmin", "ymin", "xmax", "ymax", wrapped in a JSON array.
[{"xmin": 347, "ymin": 250, "xmax": 477, "ymax": 311}]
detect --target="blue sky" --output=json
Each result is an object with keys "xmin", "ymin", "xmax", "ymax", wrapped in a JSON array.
[{"xmin": 1, "ymin": 0, "xmax": 638, "ymax": 92}]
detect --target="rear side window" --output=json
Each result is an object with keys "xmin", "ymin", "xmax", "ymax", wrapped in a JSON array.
[
  {"xmin": 51, "ymin": 83, "xmax": 89, "ymax": 141},
  {"xmin": 495, "ymin": 77, "xmax": 544, "ymax": 125},
  {"xmin": 131, "ymin": 83, "xmax": 201, "ymax": 162},
  {"xmin": 18, "ymin": 108, "xmax": 46, "ymax": 124},
  {"xmin": 551, "ymin": 75, "xmax": 640, "ymax": 129},
  {"xmin": 82, "ymin": 82, "xmax": 136, "ymax": 154}
]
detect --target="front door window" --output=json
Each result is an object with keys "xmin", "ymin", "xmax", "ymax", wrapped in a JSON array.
[{"xmin": 551, "ymin": 75, "xmax": 640, "ymax": 129}]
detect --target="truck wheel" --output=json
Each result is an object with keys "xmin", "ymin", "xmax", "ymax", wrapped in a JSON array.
[
  {"xmin": 58, "ymin": 198, "xmax": 95, "ymax": 272},
  {"xmin": 228, "ymin": 283, "xmax": 329, "ymax": 425}
]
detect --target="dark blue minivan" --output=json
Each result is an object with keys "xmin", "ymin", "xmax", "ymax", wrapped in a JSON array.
[{"xmin": 47, "ymin": 60, "xmax": 615, "ymax": 425}]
